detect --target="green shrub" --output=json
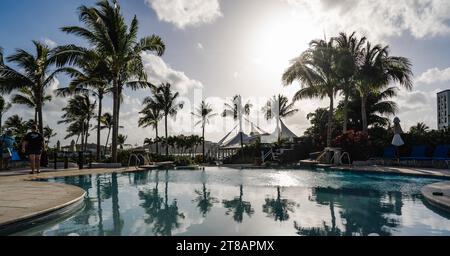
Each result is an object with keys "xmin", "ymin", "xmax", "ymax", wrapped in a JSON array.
[{"xmin": 174, "ymin": 156, "xmax": 194, "ymax": 166}]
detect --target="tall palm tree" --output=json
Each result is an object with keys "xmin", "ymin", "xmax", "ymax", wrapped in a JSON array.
[
  {"xmin": 139, "ymin": 97, "xmax": 163, "ymax": 155},
  {"xmin": 154, "ymin": 83, "xmax": 183, "ymax": 156},
  {"xmin": 262, "ymin": 94, "xmax": 298, "ymax": 121},
  {"xmin": 192, "ymin": 101, "xmax": 217, "ymax": 160},
  {"xmin": 0, "ymin": 41, "xmax": 63, "ymax": 133},
  {"xmin": 0, "ymin": 95, "xmax": 12, "ymax": 133},
  {"xmin": 222, "ymin": 95, "xmax": 252, "ymax": 149},
  {"xmin": 356, "ymin": 43, "xmax": 413, "ymax": 133},
  {"xmin": 12, "ymin": 87, "xmax": 52, "ymax": 122},
  {"xmin": 55, "ymin": 50, "xmax": 112, "ymax": 161},
  {"xmin": 60, "ymin": 94, "xmax": 96, "ymax": 151},
  {"xmin": 333, "ymin": 32, "xmax": 366, "ymax": 133},
  {"xmin": 283, "ymin": 38, "xmax": 339, "ymax": 147},
  {"xmin": 55, "ymin": 0, "xmax": 165, "ymax": 162}
]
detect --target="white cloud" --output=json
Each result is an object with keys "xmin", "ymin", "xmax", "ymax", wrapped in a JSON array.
[
  {"xmin": 141, "ymin": 52, "xmax": 204, "ymax": 95},
  {"xmin": 43, "ymin": 38, "xmax": 57, "ymax": 49},
  {"xmin": 145, "ymin": 0, "xmax": 222, "ymax": 29},
  {"xmin": 283, "ymin": 0, "xmax": 450, "ymax": 40},
  {"xmin": 416, "ymin": 67, "xmax": 450, "ymax": 84},
  {"xmin": 394, "ymin": 88, "xmax": 439, "ymax": 130}
]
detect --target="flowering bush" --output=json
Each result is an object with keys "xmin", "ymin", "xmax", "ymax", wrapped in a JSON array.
[{"xmin": 332, "ymin": 130, "xmax": 372, "ymax": 162}]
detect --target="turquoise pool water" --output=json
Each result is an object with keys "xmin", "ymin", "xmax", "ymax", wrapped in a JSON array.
[{"xmin": 16, "ymin": 167, "xmax": 450, "ymax": 236}]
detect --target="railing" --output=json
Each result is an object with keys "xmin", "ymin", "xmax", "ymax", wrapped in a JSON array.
[
  {"xmin": 340, "ymin": 152, "xmax": 351, "ymax": 166},
  {"xmin": 127, "ymin": 154, "xmax": 142, "ymax": 169},
  {"xmin": 261, "ymin": 149, "xmax": 274, "ymax": 163},
  {"xmin": 52, "ymin": 151, "xmax": 93, "ymax": 170}
]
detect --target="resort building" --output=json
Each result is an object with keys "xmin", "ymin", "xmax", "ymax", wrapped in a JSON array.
[{"xmin": 437, "ymin": 89, "xmax": 450, "ymax": 130}]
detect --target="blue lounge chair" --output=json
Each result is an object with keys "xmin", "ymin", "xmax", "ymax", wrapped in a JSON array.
[
  {"xmin": 399, "ymin": 145, "xmax": 427, "ymax": 166},
  {"xmin": 380, "ymin": 146, "xmax": 396, "ymax": 165},
  {"xmin": 430, "ymin": 145, "xmax": 450, "ymax": 168},
  {"xmin": 400, "ymin": 145, "xmax": 427, "ymax": 160}
]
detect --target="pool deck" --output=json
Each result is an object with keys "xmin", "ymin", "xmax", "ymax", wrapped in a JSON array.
[
  {"xmin": 421, "ymin": 182, "xmax": 450, "ymax": 212},
  {"xmin": 1, "ymin": 164, "xmax": 450, "ymax": 233},
  {"xmin": 0, "ymin": 167, "xmax": 139, "ymax": 232}
]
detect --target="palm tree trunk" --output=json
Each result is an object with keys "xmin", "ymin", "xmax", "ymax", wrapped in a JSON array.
[
  {"xmin": 37, "ymin": 102, "xmax": 43, "ymax": 134},
  {"xmin": 361, "ymin": 94, "xmax": 368, "ymax": 134},
  {"xmin": 81, "ymin": 122, "xmax": 85, "ymax": 152},
  {"xmin": 85, "ymin": 119, "xmax": 90, "ymax": 152},
  {"xmin": 165, "ymin": 115, "xmax": 169, "ymax": 156},
  {"xmin": 202, "ymin": 124, "xmax": 205, "ymax": 160},
  {"xmin": 105, "ymin": 127, "xmax": 111, "ymax": 157},
  {"xmin": 0, "ymin": 115, "xmax": 2, "ymax": 134},
  {"xmin": 96, "ymin": 96, "xmax": 103, "ymax": 161},
  {"xmin": 155, "ymin": 124, "xmax": 159, "ymax": 155},
  {"xmin": 326, "ymin": 95, "xmax": 334, "ymax": 147},
  {"xmin": 34, "ymin": 110, "xmax": 38, "ymax": 124},
  {"xmin": 343, "ymin": 93, "xmax": 349, "ymax": 134},
  {"xmin": 111, "ymin": 79, "xmax": 119, "ymax": 163}
]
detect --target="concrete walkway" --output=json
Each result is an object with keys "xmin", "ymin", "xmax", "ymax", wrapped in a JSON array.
[
  {"xmin": 422, "ymin": 182, "xmax": 450, "ymax": 212},
  {"xmin": 0, "ymin": 181, "xmax": 85, "ymax": 227}
]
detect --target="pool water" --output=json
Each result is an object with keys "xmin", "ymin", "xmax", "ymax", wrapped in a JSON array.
[{"xmin": 16, "ymin": 167, "xmax": 450, "ymax": 236}]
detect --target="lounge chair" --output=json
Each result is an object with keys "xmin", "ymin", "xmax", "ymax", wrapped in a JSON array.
[
  {"xmin": 370, "ymin": 146, "xmax": 396, "ymax": 165},
  {"xmin": 430, "ymin": 145, "xmax": 450, "ymax": 168},
  {"xmin": 403, "ymin": 145, "xmax": 450, "ymax": 168},
  {"xmin": 400, "ymin": 145, "xmax": 427, "ymax": 166}
]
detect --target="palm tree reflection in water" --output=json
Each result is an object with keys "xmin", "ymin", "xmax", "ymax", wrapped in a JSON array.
[
  {"xmin": 262, "ymin": 187, "xmax": 297, "ymax": 222},
  {"xmin": 295, "ymin": 187, "xmax": 403, "ymax": 236},
  {"xmin": 192, "ymin": 171, "xmax": 218, "ymax": 217},
  {"xmin": 138, "ymin": 171, "xmax": 185, "ymax": 236},
  {"xmin": 222, "ymin": 185, "xmax": 254, "ymax": 223}
]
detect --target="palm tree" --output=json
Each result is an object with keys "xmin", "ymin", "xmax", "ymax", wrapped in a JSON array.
[
  {"xmin": 139, "ymin": 97, "xmax": 163, "ymax": 155},
  {"xmin": 154, "ymin": 83, "xmax": 183, "ymax": 156},
  {"xmin": 117, "ymin": 134, "xmax": 127, "ymax": 150},
  {"xmin": 55, "ymin": 0, "xmax": 165, "ymax": 162},
  {"xmin": 333, "ymin": 32, "xmax": 366, "ymax": 133},
  {"xmin": 409, "ymin": 122, "xmax": 430, "ymax": 135},
  {"xmin": 222, "ymin": 95, "xmax": 252, "ymax": 149},
  {"xmin": 12, "ymin": 87, "xmax": 52, "ymax": 122},
  {"xmin": 4, "ymin": 115, "xmax": 33, "ymax": 141},
  {"xmin": 337, "ymin": 87, "xmax": 398, "ymax": 130},
  {"xmin": 43, "ymin": 126, "xmax": 57, "ymax": 144},
  {"xmin": 0, "ymin": 41, "xmax": 63, "ymax": 133},
  {"xmin": 60, "ymin": 94, "xmax": 96, "ymax": 151},
  {"xmin": 356, "ymin": 43, "xmax": 413, "ymax": 133},
  {"xmin": 0, "ymin": 95, "xmax": 12, "ymax": 133},
  {"xmin": 55, "ymin": 50, "xmax": 112, "ymax": 161},
  {"xmin": 192, "ymin": 101, "xmax": 216, "ymax": 160},
  {"xmin": 283, "ymin": 38, "xmax": 339, "ymax": 147},
  {"xmin": 263, "ymin": 94, "xmax": 298, "ymax": 121}
]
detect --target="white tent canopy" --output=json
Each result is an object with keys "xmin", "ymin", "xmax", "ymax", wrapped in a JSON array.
[{"xmin": 261, "ymin": 119, "xmax": 298, "ymax": 144}]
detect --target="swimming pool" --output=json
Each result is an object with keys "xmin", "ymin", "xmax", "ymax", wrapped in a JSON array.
[{"xmin": 14, "ymin": 167, "xmax": 450, "ymax": 236}]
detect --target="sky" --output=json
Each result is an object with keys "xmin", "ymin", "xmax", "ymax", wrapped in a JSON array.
[{"xmin": 0, "ymin": 0, "xmax": 450, "ymax": 147}]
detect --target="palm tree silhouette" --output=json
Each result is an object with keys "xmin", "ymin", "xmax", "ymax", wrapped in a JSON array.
[
  {"xmin": 222, "ymin": 185, "xmax": 254, "ymax": 223},
  {"xmin": 262, "ymin": 187, "xmax": 296, "ymax": 222}
]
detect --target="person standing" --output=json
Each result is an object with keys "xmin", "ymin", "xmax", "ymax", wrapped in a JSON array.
[
  {"xmin": 0, "ymin": 130, "xmax": 16, "ymax": 170},
  {"xmin": 391, "ymin": 117, "xmax": 404, "ymax": 164},
  {"xmin": 22, "ymin": 125, "xmax": 44, "ymax": 174}
]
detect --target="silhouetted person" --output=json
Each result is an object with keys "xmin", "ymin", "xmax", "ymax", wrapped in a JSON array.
[{"xmin": 22, "ymin": 125, "xmax": 44, "ymax": 174}]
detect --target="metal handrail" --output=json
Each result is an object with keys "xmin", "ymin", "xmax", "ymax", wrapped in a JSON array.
[
  {"xmin": 127, "ymin": 154, "xmax": 141, "ymax": 169},
  {"xmin": 340, "ymin": 152, "xmax": 351, "ymax": 166}
]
